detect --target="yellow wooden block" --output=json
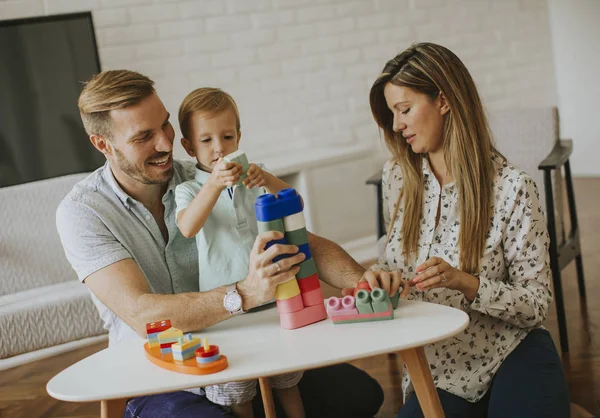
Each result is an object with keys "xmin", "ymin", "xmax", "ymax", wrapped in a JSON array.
[
  {"xmin": 275, "ymin": 278, "xmax": 301, "ymax": 300},
  {"xmin": 158, "ymin": 327, "xmax": 183, "ymax": 344}
]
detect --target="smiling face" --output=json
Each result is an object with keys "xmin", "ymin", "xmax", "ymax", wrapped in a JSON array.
[
  {"xmin": 93, "ymin": 93, "xmax": 175, "ymax": 186},
  {"xmin": 383, "ymin": 83, "xmax": 448, "ymax": 155},
  {"xmin": 181, "ymin": 109, "xmax": 241, "ymax": 172}
]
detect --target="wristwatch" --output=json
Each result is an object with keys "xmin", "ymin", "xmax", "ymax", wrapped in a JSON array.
[{"xmin": 224, "ymin": 283, "xmax": 245, "ymax": 315}]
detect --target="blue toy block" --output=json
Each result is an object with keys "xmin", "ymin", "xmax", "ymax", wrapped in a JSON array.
[
  {"xmin": 297, "ymin": 243, "xmax": 311, "ymax": 260},
  {"xmin": 255, "ymin": 188, "xmax": 303, "ymax": 222}
]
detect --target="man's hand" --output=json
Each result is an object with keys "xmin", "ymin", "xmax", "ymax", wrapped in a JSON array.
[
  {"xmin": 243, "ymin": 163, "xmax": 267, "ymax": 189},
  {"xmin": 237, "ymin": 231, "xmax": 306, "ymax": 310},
  {"xmin": 206, "ymin": 158, "xmax": 243, "ymax": 190}
]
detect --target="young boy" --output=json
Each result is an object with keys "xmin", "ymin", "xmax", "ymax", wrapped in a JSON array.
[{"xmin": 174, "ymin": 88, "xmax": 305, "ymax": 418}]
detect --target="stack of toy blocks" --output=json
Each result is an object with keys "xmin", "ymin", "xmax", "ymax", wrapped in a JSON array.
[
  {"xmin": 146, "ymin": 319, "xmax": 171, "ymax": 348},
  {"xmin": 223, "ymin": 150, "xmax": 249, "ymax": 186},
  {"xmin": 157, "ymin": 327, "xmax": 183, "ymax": 354},
  {"xmin": 326, "ymin": 283, "xmax": 400, "ymax": 325},
  {"xmin": 255, "ymin": 188, "xmax": 327, "ymax": 329},
  {"xmin": 171, "ymin": 333, "xmax": 202, "ymax": 362}
]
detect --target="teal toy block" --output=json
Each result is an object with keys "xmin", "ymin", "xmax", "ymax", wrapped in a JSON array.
[
  {"xmin": 223, "ymin": 150, "xmax": 249, "ymax": 186},
  {"xmin": 297, "ymin": 257, "xmax": 317, "ymax": 279},
  {"xmin": 370, "ymin": 288, "xmax": 391, "ymax": 313},
  {"xmin": 355, "ymin": 289, "xmax": 374, "ymax": 314},
  {"xmin": 257, "ymin": 219, "xmax": 285, "ymax": 234},
  {"xmin": 390, "ymin": 292, "xmax": 400, "ymax": 309},
  {"xmin": 284, "ymin": 227, "xmax": 309, "ymax": 246}
]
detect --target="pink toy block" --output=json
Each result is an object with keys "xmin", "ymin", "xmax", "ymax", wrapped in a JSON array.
[
  {"xmin": 297, "ymin": 273, "xmax": 320, "ymax": 293},
  {"xmin": 279, "ymin": 303, "xmax": 327, "ymax": 330},
  {"xmin": 276, "ymin": 293, "xmax": 304, "ymax": 314},
  {"xmin": 301, "ymin": 287, "xmax": 324, "ymax": 307},
  {"xmin": 326, "ymin": 296, "xmax": 359, "ymax": 316}
]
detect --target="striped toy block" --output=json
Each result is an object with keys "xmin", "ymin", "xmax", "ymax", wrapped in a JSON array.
[
  {"xmin": 172, "ymin": 334, "xmax": 202, "ymax": 361},
  {"xmin": 276, "ymin": 293, "xmax": 304, "ymax": 314},
  {"xmin": 275, "ymin": 278, "xmax": 301, "ymax": 300}
]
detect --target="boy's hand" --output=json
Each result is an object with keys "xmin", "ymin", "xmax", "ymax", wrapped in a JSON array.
[
  {"xmin": 206, "ymin": 158, "xmax": 242, "ymax": 190},
  {"xmin": 243, "ymin": 163, "xmax": 267, "ymax": 189}
]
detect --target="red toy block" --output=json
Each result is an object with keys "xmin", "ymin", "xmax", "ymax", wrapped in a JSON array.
[
  {"xmin": 297, "ymin": 273, "xmax": 320, "ymax": 293},
  {"xmin": 301, "ymin": 287, "xmax": 324, "ymax": 307},
  {"xmin": 196, "ymin": 345, "xmax": 219, "ymax": 358},
  {"xmin": 353, "ymin": 281, "xmax": 371, "ymax": 297},
  {"xmin": 146, "ymin": 319, "xmax": 171, "ymax": 335},
  {"xmin": 276, "ymin": 293, "xmax": 304, "ymax": 314},
  {"xmin": 279, "ymin": 303, "xmax": 327, "ymax": 330}
]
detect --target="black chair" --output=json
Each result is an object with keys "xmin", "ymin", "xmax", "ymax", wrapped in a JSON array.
[{"xmin": 366, "ymin": 139, "xmax": 585, "ymax": 353}]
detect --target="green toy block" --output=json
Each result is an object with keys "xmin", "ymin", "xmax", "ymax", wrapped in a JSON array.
[
  {"xmin": 370, "ymin": 288, "xmax": 391, "ymax": 313},
  {"xmin": 224, "ymin": 150, "xmax": 249, "ymax": 187},
  {"xmin": 297, "ymin": 257, "xmax": 317, "ymax": 279},
  {"xmin": 284, "ymin": 228, "xmax": 309, "ymax": 246},
  {"xmin": 258, "ymin": 219, "xmax": 285, "ymax": 234},
  {"xmin": 390, "ymin": 292, "xmax": 400, "ymax": 309},
  {"xmin": 355, "ymin": 289, "xmax": 374, "ymax": 314}
]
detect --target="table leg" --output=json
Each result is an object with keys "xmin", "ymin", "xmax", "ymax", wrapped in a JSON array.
[
  {"xmin": 101, "ymin": 398, "xmax": 127, "ymax": 418},
  {"xmin": 399, "ymin": 347, "xmax": 445, "ymax": 418},
  {"xmin": 259, "ymin": 377, "xmax": 276, "ymax": 418}
]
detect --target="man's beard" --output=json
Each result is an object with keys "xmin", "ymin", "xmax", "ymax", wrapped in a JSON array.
[{"xmin": 113, "ymin": 147, "xmax": 174, "ymax": 185}]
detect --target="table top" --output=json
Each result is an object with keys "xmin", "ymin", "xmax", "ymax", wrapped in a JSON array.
[{"xmin": 47, "ymin": 300, "xmax": 469, "ymax": 402}]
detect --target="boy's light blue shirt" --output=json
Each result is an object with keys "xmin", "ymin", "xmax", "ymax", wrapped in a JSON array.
[{"xmin": 174, "ymin": 165, "xmax": 265, "ymax": 291}]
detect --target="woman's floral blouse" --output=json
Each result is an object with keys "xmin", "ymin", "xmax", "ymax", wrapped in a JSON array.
[{"xmin": 370, "ymin": 153, "xmax": 552, "ymax": 402}]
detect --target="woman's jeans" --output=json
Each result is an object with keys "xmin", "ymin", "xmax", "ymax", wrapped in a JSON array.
[{"xmin": 397, "ymin": 328, "xmax": 570, "ymax": 418}]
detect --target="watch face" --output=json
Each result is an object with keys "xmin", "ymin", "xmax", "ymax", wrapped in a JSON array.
[{"xmin": 224, "ymin": 292, "xmax": 242, "ymax": 312}]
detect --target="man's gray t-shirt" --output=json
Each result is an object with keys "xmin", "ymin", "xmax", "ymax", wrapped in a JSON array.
[{"xmin": 56, "ymin": 160, "xmax": 199, "ymax": 345}]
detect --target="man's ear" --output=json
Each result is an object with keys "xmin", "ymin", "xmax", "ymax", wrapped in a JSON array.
[
  {"xmin": 181, "ymin": 137, "xmax": 196, "ymax": 158},
  {"xmin": 90, "ymin": 134, "xmax": 112, "ymax": 156},
  {"xmin": 439, "ymin": 92, "xmax": 450, "ymax": 116}
]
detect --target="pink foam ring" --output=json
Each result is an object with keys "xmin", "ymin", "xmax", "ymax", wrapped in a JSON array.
[
  {"xmin": 342, "ymin": 295, "xmax": 356, "ymax": 309},
  {"xmin": 326, "ymin": 297, "xmax": 342, "ymax": 315}
]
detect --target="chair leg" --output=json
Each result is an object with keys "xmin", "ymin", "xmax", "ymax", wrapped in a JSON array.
[
  {"xmin": 551, "ymin": 264, "xmax": 569, "ymax": 353},
  {"xmin": 544, "ymin": 169, "xmax": 569, "ymax": 353},
  {"xmin": 564, "ymin": 160, "xmax": 587, "ymax": 301},
  {"xmin": 575, "ymin": 254, "xmax": 586, "ymax": 300}
]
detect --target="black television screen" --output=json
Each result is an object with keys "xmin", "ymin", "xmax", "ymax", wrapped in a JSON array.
[{"xmin": 0, "ymin": 12, "xmax": 104, "ymax": 187}]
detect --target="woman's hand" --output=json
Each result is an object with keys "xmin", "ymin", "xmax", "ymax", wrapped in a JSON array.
[
  {"xmin": 411, "ymin": 257, "xmax": 480, "ymax": 301},
  {"xmin": 342, "ymin": 269, "xmax": 411, "ymax": 299}
]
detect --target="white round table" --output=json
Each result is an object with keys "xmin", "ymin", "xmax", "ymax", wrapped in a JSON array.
[{"xmin": 47, "ymin": 299, "xmax": 469, "ymax": 418}]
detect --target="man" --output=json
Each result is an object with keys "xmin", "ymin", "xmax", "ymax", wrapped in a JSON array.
[{"xmin": 57, "ymin": 70, "xmax": 384, "ymax": 417}]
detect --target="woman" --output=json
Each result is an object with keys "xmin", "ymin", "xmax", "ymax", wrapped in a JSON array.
[{"xmin": 367, "ymin": 43, "xmax": 569, "ymax": 417}]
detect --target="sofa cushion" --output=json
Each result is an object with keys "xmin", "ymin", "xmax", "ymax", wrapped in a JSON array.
[
  {"xmin": 0, "ymin": 281, "xmax": 106, "ymax": 359},
  {"xmin": 0, "ymin": 173, "xmax": 89, "ymax": 296}
]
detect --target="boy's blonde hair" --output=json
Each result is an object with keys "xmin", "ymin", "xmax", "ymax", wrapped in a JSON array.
[
  {"xmin": 178, "ymin": 88, "xmax": 241, "ymax": 139},
  {"xmin": 78, "ymin": 70, "xmax": 155, "ymax": 139}
]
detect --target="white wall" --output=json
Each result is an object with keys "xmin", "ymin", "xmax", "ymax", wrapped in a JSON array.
[
  {"xmin": 0, "ymin": 0, "xmax": 558, "ymax": 163},
  {"xmin": 548, "ymin": 0, "xmax": 600, "ymax": 177}
]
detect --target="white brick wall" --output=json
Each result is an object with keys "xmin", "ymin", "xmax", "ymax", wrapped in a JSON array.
[{"xmin": 1, "ymin": 0, "xmax": 558, "ymax": 161}]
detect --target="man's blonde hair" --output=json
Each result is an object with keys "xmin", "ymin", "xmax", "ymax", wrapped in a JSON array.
[
  {"xmin": 178, "ymin": 87, "xmax": 241, "ymax": 139},
  {"xmin": 78, "ymin": 70, "xmax": 155, "ymax": 138}
]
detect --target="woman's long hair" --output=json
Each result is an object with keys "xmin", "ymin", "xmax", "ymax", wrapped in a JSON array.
[{"xmin": 370, "ymin": 42, "xmax": 498, "ymax": 274}]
